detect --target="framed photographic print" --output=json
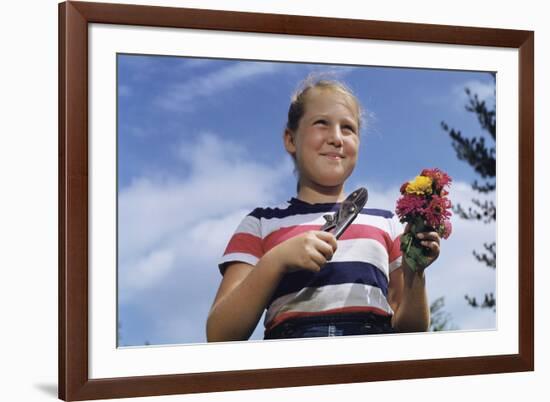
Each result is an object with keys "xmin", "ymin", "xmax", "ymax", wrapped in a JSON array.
[{"xmin": 59, "ymin": 1, "xmax": 534, "ymax": 400}]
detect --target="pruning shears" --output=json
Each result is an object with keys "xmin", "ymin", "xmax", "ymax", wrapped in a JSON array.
[{"xmin": 320, "ymin": 187, "xmax": 368, "ymax": 239}]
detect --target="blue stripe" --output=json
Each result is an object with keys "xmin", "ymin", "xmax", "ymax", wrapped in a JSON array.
[
  {"xmin": 363, "ymin": 208, "xmax": 394, "ymax": 219},
  {"xmin": 269, "ymin": 261, "xmax": 389, "ymax": 305},
  {"xmin": 249, "ymin": 203, "xmax": 394, "ymax": 220}
]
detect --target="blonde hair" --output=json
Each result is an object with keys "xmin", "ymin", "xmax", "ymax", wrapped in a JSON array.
[{"xmin": 286, "ymin": 75, "xmax": 364, "ymax": 134}]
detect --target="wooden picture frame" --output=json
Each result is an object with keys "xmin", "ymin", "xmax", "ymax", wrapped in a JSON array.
[{"xmin": 59, "ymin": 1, "xmax": 534, "ymax": 400}]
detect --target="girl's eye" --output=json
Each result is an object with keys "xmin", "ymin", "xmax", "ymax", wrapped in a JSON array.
[{"xmin": 343, "ymin": 125, "xmax": 357, "ymax": 134}]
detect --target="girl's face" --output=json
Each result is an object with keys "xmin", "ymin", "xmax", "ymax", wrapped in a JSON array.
[{"xmin": 284, "ymin": 89, "xmax": 360, "ymax": 191}]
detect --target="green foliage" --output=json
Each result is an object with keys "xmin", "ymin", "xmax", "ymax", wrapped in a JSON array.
[
  {"xmin": 465, "ymin": 293, "xmax": 496, "ymax": 310},
  {"xmin": 441, "ymin": 73, "xmax": 496, "ymax": 309},
  {"xmin": 400, "ymin": 217, "xmax": 431, "ymax": 272},
  {"xmin": 429, "ymin": 297, "xmax": 458, "ymax": 332}
]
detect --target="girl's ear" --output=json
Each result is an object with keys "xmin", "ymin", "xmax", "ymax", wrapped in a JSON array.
[{"xmin": 283, "ymin": 129, "xmax": 296, "ymax": 155}]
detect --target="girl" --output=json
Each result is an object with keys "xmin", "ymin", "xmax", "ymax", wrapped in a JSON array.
[{"xmin": 206, "ymin": 77, "xmax": 441, "ymax": 341}]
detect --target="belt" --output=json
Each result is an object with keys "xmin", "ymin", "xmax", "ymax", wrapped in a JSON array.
[{"xmin": 264, "ymin": 312, "xmax": 394, "ymax": 339}]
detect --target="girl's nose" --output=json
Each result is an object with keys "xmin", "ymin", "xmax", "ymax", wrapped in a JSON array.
[{"xmin": 327, "ymin": 126, "xmax": 344, "ymax": 147}]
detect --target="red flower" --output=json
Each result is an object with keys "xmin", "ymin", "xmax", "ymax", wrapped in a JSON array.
[
  {"xmin": 420, "ymin": 168, "xmax": 452, "ymax": 193},
  {"xmin": 396, "ymin": 194, "xmax": 426, "ymax": 221},
  {"xmin": 423, "ymin": 194, "xmax": 452, "ymax": 228}
]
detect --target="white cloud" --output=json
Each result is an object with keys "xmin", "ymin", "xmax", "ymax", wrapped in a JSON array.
[
  {"xmin": 118, "ymin": 132, "xmax": 292, "ymax": 262},
  {"xmin": 121, "ymin": 248, "xmax": 175, "ymax": 293},
  {"xmin": 175, "ymin": 131, "xmax": 247, "ymax": 170},
  {"xmin": 187, "ymin": 209, "xmax": 252, "ymax": 261},
  {"xmin": 154, "ymin": 61, "xmax": 286, "ymax": 112},
  {"xmin": 117, "ymin": 132, "xmax": 293, "ymax": 343},
  {"xmin": 357, "ymin": 183, "xmax": 401, "ymax": 211}
]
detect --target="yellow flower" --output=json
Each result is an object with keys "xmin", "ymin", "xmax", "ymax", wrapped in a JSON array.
[{"xmin": 405, "ymin": 175, "xmax": 433, "ymax": 195}]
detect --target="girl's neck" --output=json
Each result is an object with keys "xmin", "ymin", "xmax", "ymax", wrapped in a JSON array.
[{"xmin": 296, "ymin": 183, "xmax": 346, "ymax": 204}]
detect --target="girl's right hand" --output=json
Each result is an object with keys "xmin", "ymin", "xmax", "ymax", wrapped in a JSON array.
[{"xmin": 271, "ymin": 231, "xmax": 338, "ymax": 273}]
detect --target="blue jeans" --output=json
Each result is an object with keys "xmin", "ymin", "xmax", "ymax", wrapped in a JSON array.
[{"xmin": 264, "ymin": 313, "xmax": 394, "ymax": 340}]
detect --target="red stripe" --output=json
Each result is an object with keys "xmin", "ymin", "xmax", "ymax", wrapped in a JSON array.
[
  {"xmin": 263, "ymin": 224, "xmax": 394, "ymax": 253},
  {"xmin": 266, "ymin": 306, "xmax": 391, "ymax": 331},
  {"xmin": 263, "ymin": 225, "xmax": 320, "ymax": 253},
  {"xmin": 389, "ymin": 236, "xmax": 402, "ymax": 263},
  {"xmin": 223, "ymin": 233, "xmax": 263, "ymax": 259}
]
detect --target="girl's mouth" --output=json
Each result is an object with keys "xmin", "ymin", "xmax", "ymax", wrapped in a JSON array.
[{"xmin": 321, "ymin": 153, "xmax": 344, "ymax": 160}]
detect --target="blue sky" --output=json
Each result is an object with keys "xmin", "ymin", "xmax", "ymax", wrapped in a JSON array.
[{"xmin": 117, "ymin": 54, "xmax": 496, "ymax": 346}]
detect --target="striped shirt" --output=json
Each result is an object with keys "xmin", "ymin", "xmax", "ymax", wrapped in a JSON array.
[{"xmin": 218, "ymin": 197, "xmax": 403, "ymax": 331}]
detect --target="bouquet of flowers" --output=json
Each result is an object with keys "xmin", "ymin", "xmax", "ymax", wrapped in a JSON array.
[{"xmin": 396, "ymin": 168, "xmax": 453, "ymax": 272}]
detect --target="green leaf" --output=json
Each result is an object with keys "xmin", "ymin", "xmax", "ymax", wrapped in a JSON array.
[{"xmin": 401, "ymin": 220, "xmax": 432, "ymax": 272}]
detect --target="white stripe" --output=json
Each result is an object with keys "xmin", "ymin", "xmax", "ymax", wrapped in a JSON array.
[
  {"xmin": 261, "ymin": 212, "xmax": 329, "ymax": 238},
  {"xmin": 332, "ymin": 238, "xmax": 389, "ymax": 279},
  {"xmin": 234, "ymin": 215, "xmax": 261, "ymax": 236},
  {"xmin": 354, "ymin": 213, "xmax": 393, "ymax": 228},
  {"xmin": 219, "ymin": 253, "xmax": 258, "ymax": 268},
  {"xmin": 260, "ymin": 210, "xmax": 397, "ymax": 240},
  {"xmin": 265, "ymin": 283, "xmax": 393, "ymax": 326},
  {"xmin": 237, "ymin": 205, "xmax": 401, "ymax": 240},
  {"xmin": 389, "ymin": 256, "xmax": 403, "ymax": 273}
]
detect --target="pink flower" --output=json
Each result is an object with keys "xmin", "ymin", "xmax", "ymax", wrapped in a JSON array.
[
  {"xmin": 396, "ymin": 194, "xmax": 426, "ymax": 221},
  {"xmin": 423, "ymin": 194, "xmax": 452, "ymax": 228},
  {"xmin": 440, "ymin": 220, "xmax": 453, "ymax": 239}
]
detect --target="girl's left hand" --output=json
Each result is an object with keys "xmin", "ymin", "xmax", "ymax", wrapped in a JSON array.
[
  {"xmin": 416, "ymin": 230, "xmax": 441, "ymax": 268},
  {"xmin": 404, "ymin": 223, "xmax": 441, "ymax": 271}
]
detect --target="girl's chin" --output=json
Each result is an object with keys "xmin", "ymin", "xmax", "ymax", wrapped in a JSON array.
[
  {"xmin": 302, "ymin": 167, "xmax": 354, "ymax": 189},
  {"xmin": 317, "ymin": 171, "xmax": 351, "ymax": 185},
  {"xmin": 311, "ymin": 176, "xmax": 348, "ymax": 189}
]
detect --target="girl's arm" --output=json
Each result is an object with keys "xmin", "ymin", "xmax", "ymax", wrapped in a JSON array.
[
  {"xmin": 388, "ymin": 230, "xmax": 441, "ymax": 332},
  {"xmin": 206, "ymin": 255, "xmax": 284, "ymax": 342},
  {"xmin": 388, "ymin": 266, "xmax": 430, "ymax": 332},
  {"xmin": 206, "ymin": 231, "xmax": 337, "ymax": 342}
]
